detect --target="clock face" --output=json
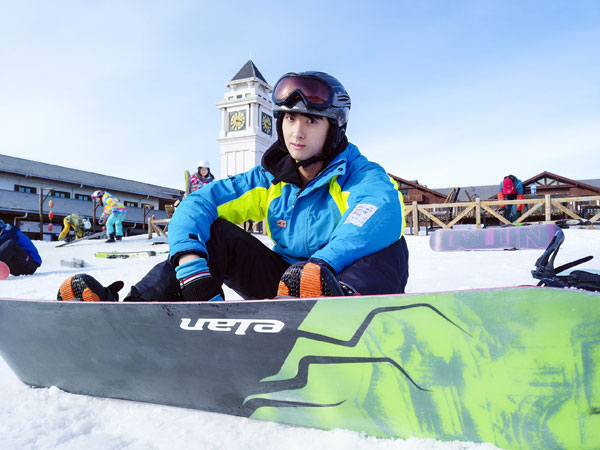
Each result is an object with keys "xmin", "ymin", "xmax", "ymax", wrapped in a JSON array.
[
  {"xmin": 229, "ymin": 110, "xmax": 246, "ymax": 131},
  {"xmin": 261, "ymin": 112, "xmax": 272, "ymax": 136}
]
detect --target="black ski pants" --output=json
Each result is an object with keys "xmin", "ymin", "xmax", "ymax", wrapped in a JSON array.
[
  {"xmin": 124, "ymin": 219, "xmax": 408, "ymax": 302},
  {"xmin": 0, "ymin": 240, "xmax": 40, "ymax": 276}
]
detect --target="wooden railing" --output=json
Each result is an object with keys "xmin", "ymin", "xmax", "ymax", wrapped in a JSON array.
[
  {"xmin": 404, "ymin": 194, "xmax": 600, "ymax": 236},
  {"xmin": 147, "ymin": 218, "xmax": 170, "ymax": 238},
  {"xmin": 147, "ymin": 194, "xmax": 600, "ymax": 238}
]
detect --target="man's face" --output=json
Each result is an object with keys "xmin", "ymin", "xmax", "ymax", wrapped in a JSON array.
[{"xmin": 281, "ymin": 113, "xmax": 329, "ymax": 162}]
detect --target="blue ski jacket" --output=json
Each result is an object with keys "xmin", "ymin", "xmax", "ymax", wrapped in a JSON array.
[
  {"xmin": 169, "ymin": 142, "xmax": 405, "ymax": 275},
  {"xmin": 0, "ymin": 223, "xmax": 42, "ymax": 265}
]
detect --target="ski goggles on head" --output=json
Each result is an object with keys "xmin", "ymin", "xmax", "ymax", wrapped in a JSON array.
[{"xmin": 273, "ymin": 74, "xmax": 333, "ymax": 110}]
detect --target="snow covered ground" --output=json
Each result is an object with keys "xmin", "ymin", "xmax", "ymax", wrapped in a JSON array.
[{"xmin": 0, "ymin": 227, "xmax": 598, "ymax": 450}]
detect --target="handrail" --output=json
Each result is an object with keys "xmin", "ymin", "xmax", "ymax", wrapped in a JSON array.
[
  {"xmin": 147, "ymin": 217, "xmax": 170, "ymax": 239},
  {"xmin": 404, "ymin": 194, "xmax": 600, "ymax": 235}
]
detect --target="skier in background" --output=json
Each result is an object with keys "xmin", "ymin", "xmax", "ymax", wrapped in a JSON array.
[
  {"xmin": 189, "ymin": 160, "xmax": 215, "ymax": 192},
  {"xmin": 0, "ymin": 220, "xmax": 42, "ymax": 277},
  {"xmin": 92, "ymin": 191, "xmax": 127, "ymax": 243},
  {"xmin": 58, "ymin": 214, "xmax": 92, "ymax": 241},
  {"xmin": 59, "ymin": 71, "xmax": 409, "ymax": 302},
  {"xmin": 498, "ymin": 175, "xmax": 524, "ymax": 222},
  {"xmin": 174, "ymin": 161, "xmax": 216, "ymax": 208}
]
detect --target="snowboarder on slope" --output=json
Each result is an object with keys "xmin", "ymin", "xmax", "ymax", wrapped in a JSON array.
[
  {"xmin": 0, "ymin": 220, "xmax": 42, "ymax": 277},
  {"xmin": 59, "ymin": 71, "xmax": 408, "ymax": 301},
  {"xmin": 58, "ymin": 214, "xmax": 92, "ymax": 241},
  {"xmin": 92, "ymin": 191, "xmax": 127, "ymax": 243}
]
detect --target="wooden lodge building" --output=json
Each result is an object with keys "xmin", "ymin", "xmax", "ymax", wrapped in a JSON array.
[
  {"xmin": 394, "ymin": 171, "xmax": 600, "ymax": 228},
  {"xmin": 394, "ymin": 172, "xmax": 600, "ymax": 205},
  {"xmin": 0, "ymin": 154, "xmax": 182, "ymax": 240}
]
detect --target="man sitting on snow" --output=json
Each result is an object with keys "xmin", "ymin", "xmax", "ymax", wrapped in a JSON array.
[{"xmin": 57, "ymin": 71, "xmax": 409, "ymax": 302}]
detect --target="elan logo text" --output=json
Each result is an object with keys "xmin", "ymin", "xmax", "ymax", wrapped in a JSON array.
[{"xmin": 180, "ymin": 318, "xmax": 285, "ymax": 335}]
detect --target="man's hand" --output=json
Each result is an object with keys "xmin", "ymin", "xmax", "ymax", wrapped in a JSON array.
[
  {"xmin": 175, "ymin": 258, "xmax": 224, "ymax": 301},
  {"xmin": 277, "ymin": 259, "xmax": 344, "ymax": 298}
]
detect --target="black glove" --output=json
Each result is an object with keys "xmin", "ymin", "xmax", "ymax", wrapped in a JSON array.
[
  {"xmin": 176, "ymin": 258, "xmax": 224, "ymax": 301},
  {"xmin": 58, "ymin": 274, "xmax": 124, "ymax": 302},
  {"xmin": 277, "ymin": 259, "xmax": 344, "ymax": 298}
]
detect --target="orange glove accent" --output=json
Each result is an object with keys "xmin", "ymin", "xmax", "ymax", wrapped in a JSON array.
[{"xmin": 277, "ymin": 260, "xmax": 344, "ymax": 298}]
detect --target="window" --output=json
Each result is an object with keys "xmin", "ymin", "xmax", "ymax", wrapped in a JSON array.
[
  {"xmin": 75, "ymin": 193, "xmax": 91, "ymax": 201},
  {"xmin": 52, "ymin": 191, "xmax": 70, "ymax": 199},
  {"xmin": 236, "ymin": 94, "xmax": 242, "ymax": 99},
  {"xmin": 14, "ymin": 185, "xmax": 37, "ymax": 194},
  {"xmin": 124, "ymin": 201, "xmax": 137, "ymax": 208},
  {"xmin": 401, "ymin": 189, "xmax": 409, "ymax": 196},
  {"xmin": 142, "ymin": 203, "xmax": 155, "ymax": 210}
]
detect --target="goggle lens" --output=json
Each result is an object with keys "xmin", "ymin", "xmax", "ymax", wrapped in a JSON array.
[{"xmin": 273, "ymin": 76, "xmax": 332, "ymax": 106}]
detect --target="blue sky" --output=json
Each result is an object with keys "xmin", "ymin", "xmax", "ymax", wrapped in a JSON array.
[{"xmin": 1, "ymin": 1, "xmax": 598, "ymax": 190}]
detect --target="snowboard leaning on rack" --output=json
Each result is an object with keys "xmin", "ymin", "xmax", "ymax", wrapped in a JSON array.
[
  {"xmin": 429, "ymin": 224, "xmax": 560, "ymax": 251},
  {"xmin": 184, "ymin": 170, "xmax": 191, "ymax": 195},
  {"xmin": 1, "ymin": 286, "xmax": 599, "ymax": 450}
]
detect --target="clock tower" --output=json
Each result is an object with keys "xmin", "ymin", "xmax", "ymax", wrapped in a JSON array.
[{"xmin": 216, "ymin": 60, "xmax": 276, "ymax": 178}]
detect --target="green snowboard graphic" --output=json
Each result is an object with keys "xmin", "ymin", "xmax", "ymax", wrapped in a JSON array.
[{"xmin": 246, "ymin": 288, "xmax": 600, "ymax": 450}]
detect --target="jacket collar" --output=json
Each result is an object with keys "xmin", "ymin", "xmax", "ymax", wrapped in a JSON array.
[{"xmin": 262, "ymin": 139, "xmax": 352, "ymax": 187}]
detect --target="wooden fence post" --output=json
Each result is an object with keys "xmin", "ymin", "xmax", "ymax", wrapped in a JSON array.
[
  {"xmin": 475, "ymin": 198, "xmax": 481, "ymax": 228},
  {"xmin": 147, "ymin": 218, "xmax": 153, "ymax": 239},
  {"xmin": 412, "ymin": 201, "xmax": 419, "ymax": 236},
  {"xmin": 545, "ymin": 194, "xmax": 552, "ymax": 223}
]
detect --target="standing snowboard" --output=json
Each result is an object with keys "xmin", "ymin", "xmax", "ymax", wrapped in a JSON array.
[
  {"xmin": 429, "ymin": 224, "xmax": 560, "ymax": 251},
  {"xmin": 184, "ymin": 170, "xmax": 191, "ymax": 195}
]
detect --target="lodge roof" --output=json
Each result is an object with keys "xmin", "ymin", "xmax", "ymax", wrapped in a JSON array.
[
  {"xmin": 0, "ymin": 154, "xmax": 181, "ymax": 200},
  {"xmin": 433, "ymin": 172, "xmax": 600, "ymax": 202}
]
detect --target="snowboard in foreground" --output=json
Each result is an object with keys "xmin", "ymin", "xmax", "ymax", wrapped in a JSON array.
[
  {"xmin": 429, "ymin": 224, "xmax": 560, "ymax": 251},
  {"xmin": 0, "ymin": 287, "xmax": 599, "ymax": 450}
]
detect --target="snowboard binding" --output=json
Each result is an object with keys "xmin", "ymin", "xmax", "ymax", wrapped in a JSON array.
[{"xmin": 531, "ymin": 229, "xmax": 600, "ymax": 291}]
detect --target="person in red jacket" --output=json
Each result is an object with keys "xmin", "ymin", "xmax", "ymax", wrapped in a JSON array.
[{"xmin": 498, "ymin": 175, "xmax": 524, "ymax": 222}]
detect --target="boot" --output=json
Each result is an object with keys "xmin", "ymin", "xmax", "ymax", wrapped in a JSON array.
[
  {"xmin": 105, "ymin": 233, "xmax": 116, "ymax": 243},
  {"xmin": 115, "ymin": 235, "xmax": 122, "ymax": 241}
]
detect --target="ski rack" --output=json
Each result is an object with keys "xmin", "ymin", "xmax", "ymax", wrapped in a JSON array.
[{"xmin": 531, "ymin": 229, "xmax": 599, "ymax": 291}]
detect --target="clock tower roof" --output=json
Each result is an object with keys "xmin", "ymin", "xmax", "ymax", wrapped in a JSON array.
[{"xmin": 231, "ymin": 60, "xmax": 268, "ymax": 84}]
